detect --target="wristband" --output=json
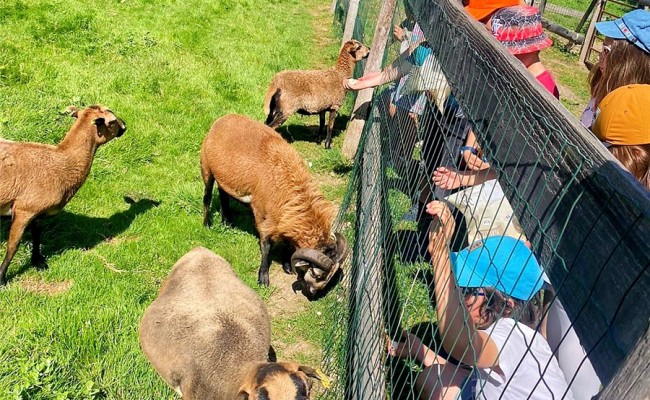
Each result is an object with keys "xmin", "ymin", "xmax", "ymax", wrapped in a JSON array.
[{"xmin": 460, "ymin": 145, "xmax": 478, "ymax": 155}]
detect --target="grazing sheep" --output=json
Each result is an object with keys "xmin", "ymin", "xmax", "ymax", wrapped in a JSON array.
[
  {"xmin": 139, "ymin": 247, "xmax": 327, "ymax": 400},
  {"xmin": 0, "ymin": 105, "xmax": 126, "ymax": 286},
  {"xmin": 200, "ymin": 114, "xmax": 348, "ymax": 295},
  {"xmin": 263, "ymin": 39, "xmax": 370, "ymax": 149}
]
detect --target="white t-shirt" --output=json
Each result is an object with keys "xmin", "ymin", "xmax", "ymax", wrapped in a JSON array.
[{"xmin": 474, "ymin": 318, "xmax": 575, "ymax": 400}]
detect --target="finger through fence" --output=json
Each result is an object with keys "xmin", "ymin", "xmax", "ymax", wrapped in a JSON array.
[{"xmin": 323, "ymin": 0, "xmax": 650, "ymax": 399}]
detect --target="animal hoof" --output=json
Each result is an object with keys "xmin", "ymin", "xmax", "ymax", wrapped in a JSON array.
[
  {"xmin": 258, "ymin": 272, "xmax": 270, "ymax": 287},
  {"xmin": 324, "ymin": 142, "xmax": 332, "ymax": 150},
  {"xmin": 202, "ymin": 216, "xmax": 212, "ymax": 227},
  {"xmin": 33, "ymin": 258, "xmax": 49, "ymax": 271},
  {"xmin": 0, "ymin": 278, "xmax": 5, "ymax": 287},
  {"xmin": 282, "ymin": 263, "xmax": 295, "ymax": 275}
]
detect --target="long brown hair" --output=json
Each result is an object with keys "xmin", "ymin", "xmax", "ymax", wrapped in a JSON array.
[
  {"xmin": 589, "ymin": 39, "xmax": 650, "ymax": 106},
  {"xmin": 468, "ymin": 287, "xmax": 543, "ymax": 330},
  {"xmin": 609, "ymin": 144, "xmax": 650, "ymax": 190}
]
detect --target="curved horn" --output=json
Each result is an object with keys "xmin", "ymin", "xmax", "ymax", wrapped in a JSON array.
[
  {"xmin": 291, "ymin": 249, "xmax": 334, "ymax": 272},
  {"xmin": 333, "ymin": 233, "xmax": 349, "ymax": 264}
]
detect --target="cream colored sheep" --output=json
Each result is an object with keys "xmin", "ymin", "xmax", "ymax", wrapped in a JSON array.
[{"xmin": 139, "ymin": 247, "xmax": 326, "ymax": 399}]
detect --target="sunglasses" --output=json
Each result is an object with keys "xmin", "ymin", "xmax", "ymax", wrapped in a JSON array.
[{"xmin": 461, "ymin": 287, "xmax": 485, "ymax": 297}]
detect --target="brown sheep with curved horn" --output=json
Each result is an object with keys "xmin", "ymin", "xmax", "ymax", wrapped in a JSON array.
[{"xmin": 200, "ymin": 114, "xmax": 348, "ymax": 295}]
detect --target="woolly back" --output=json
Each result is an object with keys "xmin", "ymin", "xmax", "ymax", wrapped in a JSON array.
[{"xmin": 263, "ymin": 137, "xmax": 336, "ymax": 249}]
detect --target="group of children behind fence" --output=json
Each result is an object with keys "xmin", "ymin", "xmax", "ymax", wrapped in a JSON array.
[{"xmin": 345, "ymin": 1, "xmax": 650, "ymax": 399}]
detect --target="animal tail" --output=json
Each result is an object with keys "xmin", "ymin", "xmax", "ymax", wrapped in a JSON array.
[{"xmin": 264, "ymin": 87, "xmax": 282, "ymax": 126}]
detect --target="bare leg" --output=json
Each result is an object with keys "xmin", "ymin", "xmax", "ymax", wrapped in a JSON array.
[
  {"xmin": 202, "ymin": 174, "xmax": 215, "ymax": 227},
  {"xmin": 415, "ymin": 363, "xmax": 470, "ymax": 400},
  {"xmin": 0, "ymin": 209, "xmax": 33, "ymax": 286},
  {"xmin": 325, "ymin": 110, "xmax": 338, "ymax": 149}
]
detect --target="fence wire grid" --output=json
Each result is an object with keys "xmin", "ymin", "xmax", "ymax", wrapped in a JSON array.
[{"xmin": 322, "ymin": 0, "xmax": 650, "ymax": 399}]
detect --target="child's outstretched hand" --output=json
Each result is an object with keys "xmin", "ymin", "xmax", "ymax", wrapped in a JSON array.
[
  {"xmin": 344, "ymin": 78, "xmax": 360, "ymax": 90},
  {"xmin": 387, "ymin": 331, "xmax": 423, "ymax": 361},
  {"xmin": 426, "ymin": 201, "xmax": 455, "ymax": 256},
  {"xmin": 432, "ymin": 167, "xmax": 464, "ymax": 190}
]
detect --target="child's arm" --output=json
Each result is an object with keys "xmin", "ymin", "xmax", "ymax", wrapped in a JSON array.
[
  {"xmin": 462, "ymin": 129, "xmax": 490, "ymax": 171},
  {"xmin": 388, "ymin": 332, "xmax": 446, "ymax": 367},
  {"xmin": 426, "ymin": 201, "xmax": 500, "ymax": 369},
  {"xmin": 432, "ymin": 167, "xmax": 496, "ymax": 190}
]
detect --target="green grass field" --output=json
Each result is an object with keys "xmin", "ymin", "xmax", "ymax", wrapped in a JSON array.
[
  {"xmin": 0, "ymin": 0, "xmax": 601, "ymax": 397},
  {"xmin": 0, "ymin": 0, "xmax": 349, "ymax": 398}
]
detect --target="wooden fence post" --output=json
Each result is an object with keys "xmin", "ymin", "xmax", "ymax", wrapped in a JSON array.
[
  {"xmin": 342, "ymin": 0, "xmax": 398, "ymax": 160},
  {"xmin": 342, "ymin": 0, "xmax": 360, "ymax": 45},
  {"xmin": 579, "ymin": 0, "xmax": 604, "ymax": 67}
]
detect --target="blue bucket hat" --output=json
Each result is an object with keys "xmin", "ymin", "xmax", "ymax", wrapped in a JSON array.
[
  {"xmin": 451, "ymin": 236, "xmax": 543, "ymax": 301},
  {"xmin": 595, "ymin": 9, "xmax": 650, "ymax": 55}
]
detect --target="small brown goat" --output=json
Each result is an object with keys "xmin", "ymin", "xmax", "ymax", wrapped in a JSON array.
[
  {"xmin": 139, "ymin": 247, "xmax": 326, "ymax": 400},
  {"xmin": 263, "ymin": 39, "xmax": 370, "ymax": 149},
  {"xmin": 0, "ymin": 105, "xmax": 126, "ymax": 285},
  {"xmin": 200, "ymin": 114, "xmax": 348, "ymax": 295}
]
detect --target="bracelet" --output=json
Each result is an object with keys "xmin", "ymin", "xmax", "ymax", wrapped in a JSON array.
[{"xmin": 460, "ymin": 146, "xmax": 478, "ymax": 155}]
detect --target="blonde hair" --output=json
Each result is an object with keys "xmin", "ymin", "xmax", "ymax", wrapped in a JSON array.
[
  {"xmin": 589, "ymin": 39, "xmax": 650, "ymax": 107},
  {"xmin": 609, "ymin": 144, "xmax": 650, "ymax": 190}
]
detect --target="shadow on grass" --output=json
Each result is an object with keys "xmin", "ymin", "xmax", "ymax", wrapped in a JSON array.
[
  {"xmin": 0, "ymin": 196, "xmax": 160, "ymax": 281},
  {"xmin": 277, "ymin": 113, "xmax": 349, "ymax": 144}
]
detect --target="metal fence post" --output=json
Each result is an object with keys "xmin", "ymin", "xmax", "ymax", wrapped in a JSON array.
[{"xmin": 347, "ymin": 111, "xmax": 386, "ymax": 400}]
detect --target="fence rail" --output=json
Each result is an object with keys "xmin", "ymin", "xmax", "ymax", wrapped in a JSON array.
[{"xmin": 324, "ymin": 0, "xmax": 650, "ymax": 398}]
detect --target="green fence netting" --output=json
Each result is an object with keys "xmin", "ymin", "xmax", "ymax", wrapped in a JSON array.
[{"xmin": 322, "ymin": 0, "xmax": 650, "ymax": 399}]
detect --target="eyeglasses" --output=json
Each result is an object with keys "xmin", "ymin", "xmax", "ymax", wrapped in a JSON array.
[{"xmin": 461, "ymin": 287, "xmax": 485, "ymax": 297}]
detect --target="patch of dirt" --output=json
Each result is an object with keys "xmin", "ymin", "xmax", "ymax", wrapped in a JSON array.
[
  {"xmin": 315, "ymin": 171, "xmax": 346, "ymax": 188},
  {"xmin": 267, "ymin": 268, "xmax": 310, "ymax": 319},
  {"xmin": 274, "ymin": 340, "xmax": 321, "ymax": 363},
  {"xmin": 19, "ymin": 276, "xmax": 73, "ymax": 295}
]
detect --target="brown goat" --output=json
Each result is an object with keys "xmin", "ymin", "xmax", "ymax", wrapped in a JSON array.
[
  {"xmin": 0, "ymin": 105, "xmax": 126, "ymax": 285},
  {"xmin": 139, "ymin": 247, "xmax": 325, "ymax": 399},
  {"xmin": 263, "ymin": 39, "xmax": 370, "ymax": 149},
  {"xmin": 200, "ymin": 114, "xmax": 348, "ymax": 295}
]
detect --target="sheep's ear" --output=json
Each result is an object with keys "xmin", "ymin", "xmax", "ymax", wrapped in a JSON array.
[
  {"xmin": 236, "ymin": 390, "xmax": 250, "ymax": 400},
  {"xmin": 65, "ymin": 106, "xmax": 80, "ymax": 118}
]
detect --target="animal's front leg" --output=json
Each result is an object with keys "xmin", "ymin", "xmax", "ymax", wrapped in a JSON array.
[
  {"xmin": 325, "ymin": 110, "xmax": 338, "ymax": 149},
  {"xmin": 30, "ymin": 219, "xmax": 48, "ymax": 270},
  {"xmin": 258, "ymin": 236, "xmax": 272, "ymax": 286},
  {"xmin": 0, "ymin": 209, "xmax": 34, "ymax": 286}
]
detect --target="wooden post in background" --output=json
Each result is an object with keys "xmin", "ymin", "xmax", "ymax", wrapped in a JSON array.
[
  {"xmin": 579, "ymin": 0, "xmax": 604, "ymax": 68},
  {"xmin": 342, "ymin": 0, "xmax": 398, "ymax": 160},
  {"xmin": 342, "ymin": 0, "xmax": 360, "ymax": 45}
]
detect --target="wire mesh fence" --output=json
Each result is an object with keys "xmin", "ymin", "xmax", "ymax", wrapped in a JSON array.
[{"xmin": 322, "ymin": 0, "xmax": 650, "ymax": 399}]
